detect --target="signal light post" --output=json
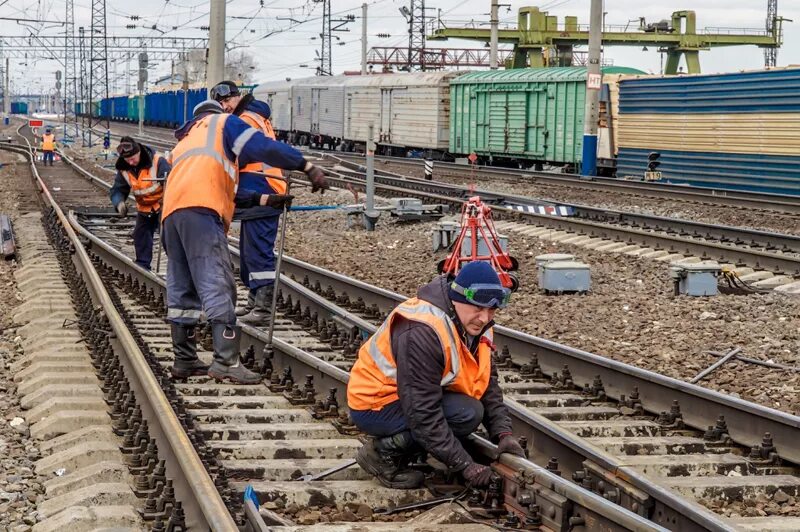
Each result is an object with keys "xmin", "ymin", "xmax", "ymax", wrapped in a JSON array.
[{"xmin": 644, "ymin": 151, "xmax": 662, "ymax": 180}]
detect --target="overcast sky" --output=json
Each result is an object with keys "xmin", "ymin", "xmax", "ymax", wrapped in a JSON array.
[{"xmin": 3, "ymin": 0, "xmax": 799, "ymax": 95}]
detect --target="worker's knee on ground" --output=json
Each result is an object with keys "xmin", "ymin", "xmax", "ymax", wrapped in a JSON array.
[{"xmin": 442, "ymin": 393, "xmax": 484, "ymax": 437}]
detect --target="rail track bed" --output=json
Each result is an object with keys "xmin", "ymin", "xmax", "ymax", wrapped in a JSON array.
[{"xmin": 9, "ymin": 121, "xmax": 800, "ymax": 530}]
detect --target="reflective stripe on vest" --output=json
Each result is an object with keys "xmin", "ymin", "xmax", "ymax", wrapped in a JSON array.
[
  {"xmin": 123, "ymin": 153, "xmax": 164, "ymax": 213},
  {"xmin": 42, "ymin": 134, "xmax": 55, "ymax": 150},
  {"xmin": 347, "ymin": 298, "xmax": 493, "ymax": 411},
  {"xmin": 161, "ymin": 114, "xmax": 239, "ymax": 231},
  {"xmin": 239, "ymin": 111, "xmax": 287, "ymax": 195}
]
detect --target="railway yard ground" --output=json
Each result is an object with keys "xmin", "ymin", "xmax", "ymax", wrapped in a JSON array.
[
  {"xmin": 2, "ymin": 118, "xmax": 800, "ymax": 531},
  {"xmin": 272, "ymin": 184, "xmax": 800, "ymax": 415}
]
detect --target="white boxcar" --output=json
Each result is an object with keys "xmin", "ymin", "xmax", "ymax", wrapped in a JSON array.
[
  {"xmin": 253, "ymin": 79, "xmax": 293, "ymax": 133},
  {"xmin": 287, "ymin": 76, "xmax": 349, "ymax": 140},
  {"xmin": 344, "ymin": 72, "xmax": 463, "ymax": 150}
]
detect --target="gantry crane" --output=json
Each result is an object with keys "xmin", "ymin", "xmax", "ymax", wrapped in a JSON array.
[{"xmin": 428, "ymin": 6, "xmax": 784, "ymax": 74}]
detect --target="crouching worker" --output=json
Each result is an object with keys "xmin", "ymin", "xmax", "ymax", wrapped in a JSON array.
[
  {"xmin": 347, "ymin": 261, "xmax": 526, "ymax": 489},
  {"xmin": 110, "ymin": 137, "xmax": 169, "ymax": 270}
]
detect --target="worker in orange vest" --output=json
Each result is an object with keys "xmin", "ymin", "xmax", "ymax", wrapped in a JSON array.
[
  {"xmin": 347, "ymin": 261, "xmax": 525, "ymax": 489},
  {"xmin": 40, "ymin": 128, "xmax": 56, "ymax": 166},
  {"xmin": 110, "ymin": 137, "xmax": 169, "ymax": 270},
  {"xmin": 210, "ymin": 81, "xmax": 290, "ymax": 325},
  {"xmin": 162, "ymin": 99, "xmax": 327, "ymax": 384}
]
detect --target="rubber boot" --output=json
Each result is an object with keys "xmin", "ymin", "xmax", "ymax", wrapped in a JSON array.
[
  {"xmin": 169, "ymin": 324, "xmax": 209, "ymax": 379},
  {"xmin": 235, "ymin": 292, "xmax": 255, "ymax": 317},
  {"xmin": 206, "ymin": 323, "xmax": 262, "ymax": 384},
  {"xmin": 356, "ymin": 431, "xmax": 425, "ymax": 489},
  {"xmin": 238, "ymin": 285, "xmax": 273, "ymax": 326}
]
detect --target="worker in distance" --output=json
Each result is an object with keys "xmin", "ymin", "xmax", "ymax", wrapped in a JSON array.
[
  {"xmin": 110, "ymin": 136, "xmax": 170, "ymax": 270},
  {"xmin": 162, "ymin": 99, "xmax": 327, "ymax": 384},
  {"xmin": 210, "ymin": 80, "xmax": 293, "ymax": 326},
  {"xmin": 347, "ymin": 261, "xmax": 526, "ymax": 489}
]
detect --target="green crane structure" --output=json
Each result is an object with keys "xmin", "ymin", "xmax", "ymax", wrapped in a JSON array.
[{"xmin": 428, "ymin": 7, "xmax": 784, "ymax": 74}]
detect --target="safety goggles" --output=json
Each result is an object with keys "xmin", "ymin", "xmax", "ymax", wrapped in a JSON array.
[
  {"xmin": 210, "ymin": 83, "xmax": 239, "ymax": 101},
  {"xmin": 116, "ymin": 142, "xmax": 137, "ymax": 156},
  {"xmin": 451, "ymin": 281, "xmax": 511, "ymax": 309}
]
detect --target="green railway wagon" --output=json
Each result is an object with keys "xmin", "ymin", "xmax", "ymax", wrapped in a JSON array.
[
  {"xmin": 127, "ymin": 96, "xmax": 143, "ymax": 122},
  {"xmin": 449, "ymin": 67, "xmax": 642, "ymax": 166}
]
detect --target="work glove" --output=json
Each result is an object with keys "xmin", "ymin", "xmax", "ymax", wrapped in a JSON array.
[
  {"xmin": 497, "ymin": 434, "xmax": 526, "ymax": 458},
  {"xmin": 303, "ymin": 161, "xmax": 328, "ymax": 194},
  {"xmin": 261, "ymin": 194, "xmax": 294, "ymax": 210},
  {"xmin": 116, "ymin": 202, "xmax": 128, "ymax": 216},
  {"xmin": 462, "ymin": 463, "xmax": 494, "ymax": 487}
]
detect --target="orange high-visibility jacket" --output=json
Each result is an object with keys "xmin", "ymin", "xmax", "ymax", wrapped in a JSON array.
[
  {"xmin": 41, "ymin": 134, "xmax": 55, "ymax": 151},
  {"xmin": 347, "ymin": 298, "xmax": 493, "ymax": 411},
  {"xmin": 122, "ymin": 153, "xmax": 165, "ymax": 213},
  {"xmin": 239, "ymin": 110, "xmax": 287, "ymax": 194},
  {"xmin": 161, "ymin": 114, "xmax": 239, "ymax": 230}
]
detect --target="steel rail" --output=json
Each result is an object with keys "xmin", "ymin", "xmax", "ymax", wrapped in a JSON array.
[
  {"xmin": 328, "ymin": 156, "xmax": 800, "ymax": 254},
  {"xmin": 66, "ymin": 215, "xmax": 669, "ymax": 532},
  {"xmin": 2, "ymin": 129, "xmax": 237, "ymax": 530},
  {"xmin": 334, "ymin": 153, "xmax": 800, "ymax": 215},
  {"xmin": 320, "ymin": 170, "xmax": 800, "ymax": 276}
]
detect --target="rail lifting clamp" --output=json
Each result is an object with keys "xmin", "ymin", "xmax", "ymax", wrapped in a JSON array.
[{"xmin": 438, "ymin": 196, "xmax": 520, "ymax": 291}]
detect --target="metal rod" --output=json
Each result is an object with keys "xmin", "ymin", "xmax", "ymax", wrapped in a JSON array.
[
  {"xmin": 706, "ymin": 350, "xmax": 800, "ymax": 373},
  {"xmin": 489, "ymin": 0, "xmax": 499, "ymax": 69},
  {"xmin": 265, "ymin": 179, "xmax": 291, "ymax": 347},
  {"xmin": 365, "ymin": 122, "xmax": 375, "ymax": 213},
  {"xmin": 690, "ymin": 347, "xmax": 741, "ymax": 383}
]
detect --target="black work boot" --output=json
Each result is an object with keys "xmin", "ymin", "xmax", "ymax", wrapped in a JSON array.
[
  {"xmin": 235, "ymin": 292, "xmax": 255, "ymax": 317},
  {"xmin": 238, "ymin": 285, "xmax": 274, "ymax": 326},
  {"xmin": 356, "ymin": 431, "xmax": 425, "ymax": 489},
  {"xmin": 206, "ymin": 323, "xmax": 262, "ymax": 385},
  {"xmin": 169, "ymin": 324, "xmax": 209, "ymax": 379}
]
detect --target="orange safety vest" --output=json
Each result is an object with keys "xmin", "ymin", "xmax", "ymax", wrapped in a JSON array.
[
  {"xmin": 123, "ymin": 153, "xmax": 165, "ymax": 213},
  {"xmin": 239, "ymin": 110, "xmax": 287, "ymax": 194},
  {"xmin": 347, "ymin": 298, "xmax": 493, "ymax": 411},
  {"xmin": 41, "ymin": 134, "xmax": 55, "ymax": 151},
  {"xmin": 161, "ymin": 113, "xmax": 240, "ymax": 231}
]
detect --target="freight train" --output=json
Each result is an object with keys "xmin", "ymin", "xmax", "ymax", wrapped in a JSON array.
[{"xmin": 85, "ymin": 67, "xmax": 800, "ymax": 195}]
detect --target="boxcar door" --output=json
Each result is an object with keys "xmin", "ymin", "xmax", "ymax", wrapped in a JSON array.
[
  {"xmin": 379, "ymin": 88, "xmax": 392, "ymax": 143},
  {"xmin": 505, "ymin": 92, "xmax": 528, "ymax": 154},
  {"xmin": 487, "ymin": 91, "xmax": 508, "ymax": 153},
  {"xmin": 311, "ymin": 88, "xmax": 322, "ymax": 134}
]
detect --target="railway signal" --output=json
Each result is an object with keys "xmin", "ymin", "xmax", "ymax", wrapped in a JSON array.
[{"xmin": 644, "ymin": 151, "xmax": 662, "ymax": 180}]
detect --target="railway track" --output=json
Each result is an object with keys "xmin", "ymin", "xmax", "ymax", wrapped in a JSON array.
[
  {"xmin": 33, "ymin": 126, "xmax": 800, "ymax": 530},
  {"xmin": 314, "ymin": 156, "xmax": 800, "ymax": 281},
  {"xmin": 6, "ymin": 125, "xmax": 671, "ymax": 530},
  {"xmin": 333, "ymin": 153, "xmax": 800, "ymax": 216}
]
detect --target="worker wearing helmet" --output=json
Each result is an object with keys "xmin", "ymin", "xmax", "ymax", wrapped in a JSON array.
[
  {"xmin": 40, "ymin": 128, "xmax": 56, "ymax": 166},
  {"xmin": 110, "ymin": 137, "xmax": 169, "ymax": 270},
  {"xmin": 347, "ymin": 261, "xmax": 525, "ymax": 489},
  {"xmin": 161, "ymin": 99, "xmax": 327, "ymax": 384},
  {"xmin": 210, "ymin": 80, "xmax": 293, "ymax": 325}
]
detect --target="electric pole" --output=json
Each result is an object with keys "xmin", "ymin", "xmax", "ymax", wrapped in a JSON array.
[
  {"xmin": 581, "ymin": 0, "xmax": 602, "ymax": 177},
  {"xmin": 361, "ymin": 3, "xmax": 368, "ymax": 75},
  {"xmin": 490, "ymin": 0, "xmax": 499, "ymax": 69},
  {"xmin": 208, "ymin": 0, "xmax": 225, "ymax": 88},
  {"xmin": 138, "ymin": 52, "xmax": 147, "ymax": 135},
  {"xmin": 3, "ymin": 58, "xmax": 9, "ymax": 117}
]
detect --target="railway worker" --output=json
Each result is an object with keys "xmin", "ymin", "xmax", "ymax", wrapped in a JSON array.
[
  {"xmin": 347, "ymin": 261, "xmax": 525, "ymax": 489},
  {"xmin": 162, "ymin": 99, "xmax": 327, "ymax": 384},
  {"xmin": 40, "ymin": 128, "xmax": 56, "ymax": 166},
  {"xmin": 210, "ymin": 80, "xmax": 289, "ymax": 325},
  {"xmin": 110, "ymin": 137, "xmax": 169, "ymax": 270}
]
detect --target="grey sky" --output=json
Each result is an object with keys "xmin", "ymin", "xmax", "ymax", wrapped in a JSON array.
[{"xmin": 3, "ymin": 0, "xmax": 798, "ymax": 95}]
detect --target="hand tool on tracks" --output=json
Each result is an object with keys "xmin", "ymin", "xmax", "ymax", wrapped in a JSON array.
[
  {"xmin": 295, "ymin": 458, "xmax": 358, "ymax": 481},
  {"xmin": 265, "ymin": 174, "xmax": 295, "ymax": 349},
  {"xmin": 373, "ymin": 491, "xmax": 468, "ymax": 515}
]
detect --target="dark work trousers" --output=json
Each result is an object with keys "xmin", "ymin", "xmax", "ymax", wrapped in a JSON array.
[
  {"xmin": 239, "ymin": 215, "xmax": 280, "ymax": 293},
  {"xmin": 42, "ymin": 150, "xmax": 54, "ymax": 166},
  {"xmin": 132, "ymin": 211, "xmax": 160, "ymax": 270},
  {"xmin": 162, "ymin": 208, "xmax": 237, "ymax": 326},
  {"xmin": 238, "ymin": 171, "xmax": 282, "ymax": 295},
  {"xmin": 350, "ymin": 392, "xmax": 484, "ymax": 439}
]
